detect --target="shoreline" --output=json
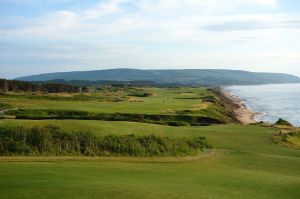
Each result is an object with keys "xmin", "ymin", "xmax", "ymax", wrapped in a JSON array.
[{"xmin": 219, "ymin": 88, "xmax": 259, "ymax": 125}]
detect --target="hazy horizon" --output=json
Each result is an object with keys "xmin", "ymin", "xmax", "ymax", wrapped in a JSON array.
[
  {"xmin": 9, "ymin": 68, "xmax": 300, "ymax": 80},
  {"xmin": 1, "ymin": 0, "xmax": 300, "ymax": 78}
]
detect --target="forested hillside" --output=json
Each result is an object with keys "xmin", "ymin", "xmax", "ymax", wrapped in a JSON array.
[
  {"xmin": 17, "ymin": 69, "xmax": 300, "ymax": 85},
  {"xmin": 0, "ymin": 79, "xmax": 87, "ymax": 93}
]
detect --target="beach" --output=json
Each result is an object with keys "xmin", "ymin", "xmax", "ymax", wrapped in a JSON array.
[{"xmin": 221, "ymin": 88, "xmax": 257, "ymax": 124}]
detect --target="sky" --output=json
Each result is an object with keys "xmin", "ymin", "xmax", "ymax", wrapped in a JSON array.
[{"xmin": 0, "ymin": 0, "xmax": 300, "ymax": 79}]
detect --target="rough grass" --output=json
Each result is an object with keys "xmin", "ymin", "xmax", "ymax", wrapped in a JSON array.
[
  {"xmin": 0, "ymin": 103, "xmax": 13, "ymax": 111},
  {"xmin": 273, "ymin": 129, "xmax": 300, "ymax": 149}
]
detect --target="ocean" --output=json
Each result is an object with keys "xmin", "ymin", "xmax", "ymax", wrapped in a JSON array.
[{"xmin": 225, "ymin": 84, "xmax": 300, "ymax": 126}]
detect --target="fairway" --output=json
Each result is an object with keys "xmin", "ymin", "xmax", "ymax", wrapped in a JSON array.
[
  {"xmin": 0, "ymin": 88, "xmax": 210, "ymax": 114},
  {"xmin": 1, "ymin": 120, "xmax": 300, "ymax": 199}
]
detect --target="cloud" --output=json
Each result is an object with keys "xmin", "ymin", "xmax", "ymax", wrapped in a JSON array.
[
  {"xmin": 202, "ymin": 15, "xmax": 300, "ymax": 32},
  {"xmin": 2, "ymin": 0, "xmax": 300, "ymax": 78},
  {"xmin": 0, "ymin": 0, "xmax": 285, "ymax": 42},
  {"xmin": 0, "ymin": 0, "xmax": 130, "ymax": 39},
  {"xmin": 136, "ymin": 0, "xmax": 279, "ymax": 14}
]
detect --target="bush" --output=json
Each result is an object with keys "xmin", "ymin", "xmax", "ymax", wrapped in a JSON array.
[
  {"xmin": 0, "ymin": 126, "xmax": 212, "ymax": 156},
  {"xmin": 128, "ymin": 91, "xmax": 153, "ymax": 97},
  {"xmin": 167, "ymin": 121, "xmax": 189, "ymax": 126},
  {"xmin": 275, "ymin": 118, "xmax": 292, "ymax": 126},
  {"xmin": 6, "ymin": 109, "xmax": 224, "ymax": 126}
]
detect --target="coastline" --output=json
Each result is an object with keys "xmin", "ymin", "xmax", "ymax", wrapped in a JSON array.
[{"xmin": 219, "ymin": 88, "xmax": 258, "ymax": 125}]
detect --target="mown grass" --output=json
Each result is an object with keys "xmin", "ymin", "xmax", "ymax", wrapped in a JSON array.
[
  {"xmin": 0, "ymin": 121, "xmax": 300, "ymax": 199},
  {"xmin": 0, "ymin": 88, "xmax": 207, "ymax": 113}
]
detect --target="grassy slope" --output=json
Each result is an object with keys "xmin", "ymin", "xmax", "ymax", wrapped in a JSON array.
[{"xmin": 1, "ymin": 120, "xmax": 300, "ymax": 199}]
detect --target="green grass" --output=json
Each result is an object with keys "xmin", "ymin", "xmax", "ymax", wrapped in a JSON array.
[
  {"xmin": 1, "ymin": 120, "xmax": 299, "ymax": 156},
  {"xmin": 0, "ymin": 87, "xmax": 299, "ymax": 198},
  {"xmin": 1, "ymin": 154, "xmax": 300, "ymax": 199},
  {"xmin": 0, "ymin": 88, "xmax": 208, "ymax": 114},
  {"xmin": 0, "ymin": 120, "xmax": 300, "ymax": 199},
  {"xmin": 1, "ymin": 87, "xmax": 237, "ymax": 124}
]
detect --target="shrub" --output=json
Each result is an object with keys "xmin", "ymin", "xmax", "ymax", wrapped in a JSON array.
[
  {"xmin": 128, "ymin": 91, "xmax": 153, "ymax": 97},
  {"xmin": 167, "ymin": 121, "xmax": 189, "ymax": 126},
  {"xmin": 275, "ymin": 118, "xmax": 292, "ymax": 126},
  {"xmin": 0, "ymin": 126, "xmax": 212, "ymax": 156},
  {"xmin": 6, "ymin": 109, "xmax": 224, "ymax": 126}
]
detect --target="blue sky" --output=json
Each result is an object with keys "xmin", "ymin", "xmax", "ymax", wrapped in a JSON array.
[{"xmin": 0, "ymin": 0, "xmax": 300, "ymax": 78}]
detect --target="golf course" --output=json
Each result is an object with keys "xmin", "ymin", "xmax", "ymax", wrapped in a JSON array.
[
  {"xmin": 2, "ymin": 0, "xmax": 300, "ymax": 197},
  {"xmin": 0, "ymin": 86, "xmax": 299, "ymax": 199}
]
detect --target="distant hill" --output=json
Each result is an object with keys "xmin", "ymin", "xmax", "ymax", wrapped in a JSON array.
[{"xmin": 16, "ymin": 68, "xmax": 300, "ymax": 86}]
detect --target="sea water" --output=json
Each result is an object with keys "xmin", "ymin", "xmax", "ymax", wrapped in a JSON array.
[{"xmin": 225, "ymin": 84, "xmax": 300, "ymax": 126}]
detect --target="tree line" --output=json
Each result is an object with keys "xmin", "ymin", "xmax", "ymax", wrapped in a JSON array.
[
  {"xmin": 0, "ymin": 79, "xmax": 88, "ymax": 93},
  {"xmin": 38, "ymin": 79, "xmax": 181, "ymax": 88},
  {"xmin": 0, "ymin": 125, "xmax": 212, "ymax": 156}
]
